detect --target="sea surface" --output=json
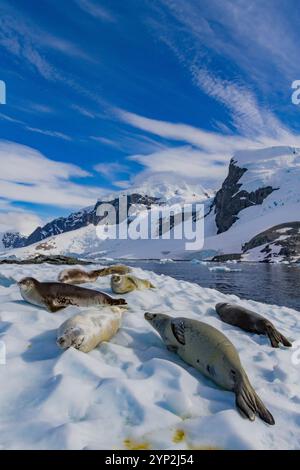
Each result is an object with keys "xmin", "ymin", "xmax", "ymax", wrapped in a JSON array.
[{"xmin": 118, "ymin": 260, "xmax": 300, "ymax": 312}]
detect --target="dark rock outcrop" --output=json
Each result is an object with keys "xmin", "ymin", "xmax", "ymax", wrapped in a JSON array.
[
  {"xmin": 242, "ymin": 222, "xmax": 300, "ymax": 262},
  {"xmin": 211, "ymin": 253, "xmax": 242, "ymax": 262},
  {"xmin": 2, "ymin": 232, "xmax": 26, "ymax": 249},
  {"xmin": 0, "ymin": 255, "xmax": 92, "ymax": 265},
  {"xmin": 213, "ymin": 159, "xmax": 277, "ymax": 234}
]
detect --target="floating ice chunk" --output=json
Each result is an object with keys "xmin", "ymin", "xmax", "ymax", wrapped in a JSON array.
[{"xmin": 209, "ymin": 266, "xmax": 241, "ymax": 273}]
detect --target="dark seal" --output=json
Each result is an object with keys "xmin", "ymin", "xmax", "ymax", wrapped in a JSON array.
[{"xmin": 215, "ymin": 302, "xmax": 292, "ymax": 348}]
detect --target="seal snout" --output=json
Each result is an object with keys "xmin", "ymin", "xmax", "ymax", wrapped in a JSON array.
[
  {"xmin": 57, "ymin": 336, "xmax": 69, "ymax": 349},
  {"xmin": 144, "ymin": 312, "xmax": 156, "ymax": 321}
]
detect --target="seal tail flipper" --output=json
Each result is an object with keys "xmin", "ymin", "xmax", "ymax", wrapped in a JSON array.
[
  {"xmin": 265, "ymin": 323, "xmax": 292, "ymax": 348},
  {"xmin": 92, "ymin": 268, "xmax": 107, "ymax": 277},
  {"xmin": 111, "ymin": 298, "xmax": 128, "ymax": 307},
  {"xmin": 94, "ymin": 266, "xmax": 131, "ymax": 277},
  {"xmin": 149, "ymin": 282, "xmax": 155, "ymax": 289},
  {"xmin": 235, "ymin": 377, "xmax": 275, "ymax": 425}
]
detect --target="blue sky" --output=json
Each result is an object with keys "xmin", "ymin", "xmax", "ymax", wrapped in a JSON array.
[{"xmin": 0, "ymin": 0, "xmax": 300, "ymax": 234}]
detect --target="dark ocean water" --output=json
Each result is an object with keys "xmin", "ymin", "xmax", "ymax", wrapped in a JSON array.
[{"xmin": 119, "ymin": 260, "xmax": 300, "ymax": 312}]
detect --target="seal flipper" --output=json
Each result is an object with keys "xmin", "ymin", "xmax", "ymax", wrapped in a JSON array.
[
  {"xmin": 110, "ymin": 297, "xmax": 128, "ymax": 307},
  {"xmin": 265, "ymin": 323, "xmax": 292, "ymax": 348},
  {"xmin": 167, "ymin": 344, "xmax": 178, "ymax": 353},
  {"xmin": 45, "ymin": 299, "xmax": 66, "ymax": 313},
  {"xmin": 171, "ymin": 319, "xmax": 186, "ymax": 345},
  {"xmin": 49, "ymin": 305, "xmax": 65, "ymax": 313},
  {"xmin": 235, "ymin": 375, "xmax": 275, "ymax": 425}
]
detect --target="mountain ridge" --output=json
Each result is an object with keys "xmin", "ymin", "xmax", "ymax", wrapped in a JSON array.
[{"xmin": 3, "ymin": 146, "xmax": 300, "ymax": 262}]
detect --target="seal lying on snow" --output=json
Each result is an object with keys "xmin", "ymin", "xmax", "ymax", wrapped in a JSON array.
[
  {"xmin": 145, "ymin": 312, "xmax": 275, "ymax": 425},
  {"xmin": 215, "ymin": 303, "xmax": 292, "ymax": 348},
  {"xmin": 57, "ymin": 307, "xmax": 123, "ymax": 352},
  {"xmin": 111, "ymin": 274, "xmax": 155, "ymax": 294},
  {"xmin": 58, "ymin": 265, "xmax": 131, "ymax": 285},
  {"xmin": 18, "ymin": 277, "xmax": 127, "ymax": 312}
]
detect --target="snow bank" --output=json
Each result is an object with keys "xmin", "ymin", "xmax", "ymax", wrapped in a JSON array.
[{"xmin": 0, "ymin": 264, "xmax": 299, "ymax": 449}]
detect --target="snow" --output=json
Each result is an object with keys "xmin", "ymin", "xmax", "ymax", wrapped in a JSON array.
[
  {"xmin": 0, "ymin": 263, "xmax": 299, "ymax": 450},
  {"xmin": 118, "ymin": 178, "xmax": 213, "ymax": 205}
]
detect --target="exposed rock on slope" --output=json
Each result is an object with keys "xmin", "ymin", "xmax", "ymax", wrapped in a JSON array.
[
  {"xmin": 213, "ymin": 159, "xmax": 276, "ymax": 234},
  {"xmin": 0, "ymin": 254, "xmax": 92, "ymax": 265},
  {"xmin": 2, "ymin": 232, "xmax": 26, "ymax": 249},
  {"xmin": 242, "ymin": 222, "xmax": 300, "ymax": 262}
]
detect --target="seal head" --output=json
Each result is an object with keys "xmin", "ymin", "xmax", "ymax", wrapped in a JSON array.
[
  {"xmin": 57, "ymin": 327, "xmax": 85, "ymax": 350},
  {"xmin": 18, "ymin": 277, "xmax": 45, "ymax": 308}
]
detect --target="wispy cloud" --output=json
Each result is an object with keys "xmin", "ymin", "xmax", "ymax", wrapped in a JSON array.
[
  {"xmin": 152, "ymin": 0, "xmax": 300, "ymax": 83},
  {"xmin": 117, "ymin": 109, "xmax": 300, "ymax": 188},
  {"xmin": 0, "ymin": 112, "xmax": 24, "ymax": 125},
  {"xmin": 117, "ymin": 109, "xmax": 257, "ymax": 153},
  {"xmin": 40, "ymin": 34, "xmax": 94, "ymax": 62},
  {"xmin": 29, "ymin": 103, "xmax": 54, "ymax": 114},
  {"xmin": 0, "ymin": 141, "xmax": 104, "ymax": 208},
  {"xmin": 113, "ymin": 180, "xmax": 132, "ymax": 189},
  {"xmin": 0, "ymin": 5, "xmax": 105, "ymax": 109},
  {"xmin": 25, "ymin": 127, "xmax": 72, "ymax": 141},
  {"xmin": 0, "ymin": 14, "xmax": 63, "ymax": 81},
  {"xmin": 90, "ymin": 136, "xmax": 121, "ymax": 148},
  {"xmin": 90, "ymin": 130, "xmax": 168, "ymax": 155},
  {"xmin": 147, "ymin": 0, "xmax": 299, "ymax": 137},
  {"xmin": 0, "ymin": 112, "xmax": 72, "ymax": 141},
  {"xmin": 75, "ymin": 0, "xmax": 116, "ymax": 22},
  {"xmin": 191, "ymin": 67, "xmax": 287, "ymax": 138},
  {"xmin": 94, "ymin": 161, "xmax": 130, "ymax": 179},
  {"xmin": 129, "ymin": 146, "xmax": 227, "ymax": 183},
  {"xmin": 71, "ymin": 104, "xmax": 97, "ymax": 119}
]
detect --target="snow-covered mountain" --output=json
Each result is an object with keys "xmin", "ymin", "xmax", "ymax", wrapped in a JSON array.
[
  {"xmin": 2, "ymin": 146, "xmax": 300, "ymax": 262},
  {"xmin": 203, "ymin": 146, "xmax": 300, "ymax": 262},
  {"xmin": 2, "ymin": 195, "xmax": 161, "ymax": 250},
  {"xmin": 1, "ymin": 182, "xmax": 212, "ymax": 259}
]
